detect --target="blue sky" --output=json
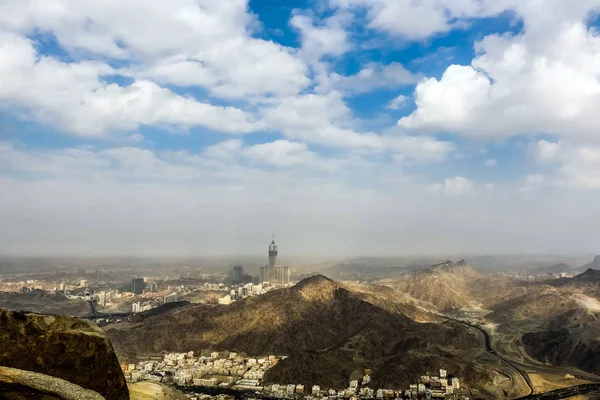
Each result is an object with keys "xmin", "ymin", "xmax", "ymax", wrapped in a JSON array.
[{"xmin": 1, "ymin": 0, "xmax": 600, "ymax": 257}]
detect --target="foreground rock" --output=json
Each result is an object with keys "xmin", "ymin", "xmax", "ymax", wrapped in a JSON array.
[
  {"xmin": 0, "ymin": 366, "xmax": 104, "ymax": 400},
  {"xmin": 0, "ymin": 308, "xmax": 129, "ymax": 400}
]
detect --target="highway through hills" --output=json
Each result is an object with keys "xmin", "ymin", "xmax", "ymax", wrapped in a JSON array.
[
  {"xmin": 443, "ymin": 316, "xmax": 534, "ymax": 397},
  {"xmin": 443, "ymin": 315, "xmax": 600, "ymax": 399}
]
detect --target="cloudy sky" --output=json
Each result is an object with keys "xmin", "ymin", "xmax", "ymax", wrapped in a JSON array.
[{"xmin": 1, "ymin": 0, "xmax": 600, "ymax": 257}]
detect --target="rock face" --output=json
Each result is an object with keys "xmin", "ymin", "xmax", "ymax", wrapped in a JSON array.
[
  {"xmin": 0, "ymin": 308, "xmax": 129, "ymax": 400},
  {"xmin": 522, "ymin": 308, "xmax": 600, "ymax": 375},
  {"xmin": 0, "ymin": 366, "xmax": 105, "ymax": 400},
  {"xmin": 108, "ymin": 275, "xmax": 493, "ymax": 389},
  {"xmin": 522, "ymin": 329, "xmax": 600, "ymax": 374}
]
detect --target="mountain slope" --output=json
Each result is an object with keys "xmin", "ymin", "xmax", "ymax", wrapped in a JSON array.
[
  {"xmin": 577, "ymin": 256, "xmax": 600, "ymax": 273},
  {"xmin": 107, "ymin": 275, "xmax": 493, "ymax": 388},
  {"xmin": 389, "ymin": 260, "xmax": 484, "ymax": 310}
]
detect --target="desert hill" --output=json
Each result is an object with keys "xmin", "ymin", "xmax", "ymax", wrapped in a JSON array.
[
  {"xmin": 531, "ymin": 263, "xmax": 571, "ymax": 275},
  {"xmin": 387, "ymin": 260, "xmax": 485, "ymax": 311},
  {"xmin": 522, "ymin": 307, "xmax": 600, "ymax": 375},
  {"xmin": 577, "ymin": 256, "xmax": 600, "ymax": 273},
  {"xmin": 0, "ymin": 291, "xmax": 90, "ymax": 317},
  {"xmin": 107, "ymin": 275, "xmax": 494, "ymax": 389}
]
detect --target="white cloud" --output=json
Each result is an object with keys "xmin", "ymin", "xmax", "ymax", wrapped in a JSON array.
[
  {"xmin": 290, "ymin": 11, "xmax": 351, "ymax": 62},
  {"xmin": 261, "ymin": 91, "xmax": 384, "ymax": 149},
  {"xmin": 328, "ymin": 63, "xmax": 420, "ymax": 94},
  {"xmin": 0, "ymin": 32, "xmax": 259, "ymax": 136},
  {"xmin": 330, "ymin": 0, "xmax": 511, "ymax": 40},
  {"xmin": 261, "ymin": 91, "xmax": 454, "ymax": 161},
  {"xmin": 0, "ymin": 0, "xmax": 310, "ymax": 100},
  {"xmin": 387, "ymin": 94, "xmax": 409, "ymax": 110},
  {"xmin": 485, "ymin": 159, "xmax": 498, "ymax": 167},
  {"xmin": 389, "ymin": 135, "xmax": 455, "ymax": 163},
  {"xmin": 531, "ymin": 140, "xmax": 600, "ymax": 189},
  {"xmin": 535, "ymin": 140, "xmax": 561, "ymax": 161},
  {"xmin": 242, "ymin": 140, "xmax": 335, "ymax": 170},
  {"xmin": 432, "ymin": 176, "xmax": 473, "ymax": 195},
  {"xmin": 399, "ymin": 4, "xmax": 600, "ymax": 140},
  {"xmin": 202, "ymin": 140, "xmax": 244, "ymax": 161},
  {"xmin": 125, "ymin": 133, "xmax": 144, "ymax": 143}
]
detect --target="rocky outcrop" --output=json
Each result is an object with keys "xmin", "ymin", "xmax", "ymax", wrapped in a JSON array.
[
  {"xmin": 0, "ymin": 366, "xmax": 105, "ymax": 400},
  {"xmin": 0, "ymin": 308, "xmax": 129, "ymax": 400},
  {"xmin": 522, "ymin": 329, "xmax": 600, "ymax": 374}
]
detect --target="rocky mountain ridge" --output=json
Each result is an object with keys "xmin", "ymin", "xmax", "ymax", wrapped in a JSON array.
[{"xmin": 107, "ymin": 274, "xmax": 494, "ymax": 389}]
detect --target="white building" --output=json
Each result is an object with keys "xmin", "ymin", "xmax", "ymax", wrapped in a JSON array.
[{"xmin": 452, "ymin": 377, "xmax": 460, "ymax": 389}]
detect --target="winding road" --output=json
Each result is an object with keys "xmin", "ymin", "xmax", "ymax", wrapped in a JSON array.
[{"xmin": 443, "ymin": 316, "xmax": 535, "ymax": 397}]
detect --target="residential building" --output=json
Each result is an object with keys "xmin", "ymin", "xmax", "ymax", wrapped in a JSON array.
[{"xmin": 131, "ymin": 278, "xmax": 145, "ymax": 295}]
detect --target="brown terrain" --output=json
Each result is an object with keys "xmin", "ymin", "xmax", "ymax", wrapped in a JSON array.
[
  {"xmin": 0, "ymin": 291, "xmax": 90, "ymax": 317},
  {"xmin": 369, "ymin": 258, "xmax": 600, "ymax": 392},
  {"xmin": 107, "ymin": 275, "xmax": 496, "ymax": 389}
]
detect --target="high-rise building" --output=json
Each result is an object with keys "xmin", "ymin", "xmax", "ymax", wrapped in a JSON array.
[
  {"xmin": 80, "ymin": 279, "xmax": 88, "ymax": 288},
  {"xmin": 261, "ymin": 236, "xmax": 278, "ymax": 283},
  {"xmin": 259, "ymin": 266, "xmax": 267, "ymax": 284},
  {"xmin": 131, "ymin": 278, "xmax": 145, "ymax": 295},
  {"xmin": 232, "ymin": 265, "xmax": 244, "ymax": 284},
  {"xmin": 274, "ymin": 265, "xmax": 291, "ymax": 286}
]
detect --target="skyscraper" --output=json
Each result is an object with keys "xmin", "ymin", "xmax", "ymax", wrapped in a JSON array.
[
  {"xmin": 275, "ymin": 265, "xmax": 290, "ymax": 285},
  {"xmin": 268, "ymin": 235, "xmax": 277, "ymax": 274},
  {"xmin": 231, "ymin": 265, "xmax": 244, "ymax": 284},
  {"xmin": 131, "ymin": 278, "xmax": 145, "ymax": 295},
  {"xmin": 261, "ymin": 235, "xmax": 278, "ymax": 283}
]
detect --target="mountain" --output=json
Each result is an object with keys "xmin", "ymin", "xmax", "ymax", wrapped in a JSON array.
[
  {"xmin": 0, "ymin": 291, "xmax": 90, "ymax": 317},
  {"xmin": 531, "ymin": 263, "xmax": 571, "ymax": 275},
  {"xmin": 522, "ymin": 308, "xmax": 600, "ymax": 374},
  {"xmin": 388, "ymin": 260, "xmax": 483, "ymax": 311},
  {"xmin": 107, "ymin": 275, "xmax": 494, "ymax": 389},
  {"xmin": 577, "ymin": 256, "xmax": 600, "ymax": 273},
  {"xmin": 0, "ymin": 308, "xmax": 129, "ymax": 400}
]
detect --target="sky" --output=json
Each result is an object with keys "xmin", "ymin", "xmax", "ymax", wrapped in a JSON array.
[{"xmin": 1, "ymin": 0, "xmax": 600, "ymax": 257}]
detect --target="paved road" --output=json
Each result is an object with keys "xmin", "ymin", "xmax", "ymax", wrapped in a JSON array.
[
  {"xmin": 442, "ymin": 316, "xmax": 535, "ymax": 397},
  {"xmin": 443, "ymin": 315, "xmax": 600, "ymax": 399}
]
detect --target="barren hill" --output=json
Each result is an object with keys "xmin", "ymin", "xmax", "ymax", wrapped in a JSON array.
[
  {"xmin": 107, "ymin": 275, "xmax": 493, "ymax": 389},
  {"xmin": 388, "ymin": 260, "xmax": 484, "ymax": 311}
]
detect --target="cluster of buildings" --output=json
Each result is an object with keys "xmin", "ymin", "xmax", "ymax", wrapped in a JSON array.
[
  {"xmin": 217, "ymin": 282, "xmax": 268, "ymax": 305},
  {"xmin": 503, "ymin": 271, "xmax": 570, "ymax": 281},
  {"xmin": 131, "ymin": 291, "xmax": 181, "ymax": 313},
  {"xmin": 122, "ymin": 351, "xmax": 280, "ymax": 388},
  {"xmin": 125, "ymin": 352, "xmax": 467, "ymax": 400}
]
